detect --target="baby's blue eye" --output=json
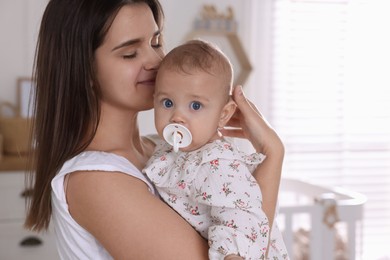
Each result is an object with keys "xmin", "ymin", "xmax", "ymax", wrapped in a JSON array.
[
  {"xmin": 191, "ymin": 101, "xmax": 202, "ymax": 110},
  {"xmin": 163, "ymin": 99, "xmax": 173, "ymax": 108}
]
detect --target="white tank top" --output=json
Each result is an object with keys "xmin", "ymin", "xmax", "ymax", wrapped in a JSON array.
[{"xmin": 51, "ymin": 151, "xmax": 157, "ymax": 260}]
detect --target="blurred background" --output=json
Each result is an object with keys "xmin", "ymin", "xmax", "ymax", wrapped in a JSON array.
[{"xmin": 0, "ymin": 0, "xmax": 389, "ymax": 259}]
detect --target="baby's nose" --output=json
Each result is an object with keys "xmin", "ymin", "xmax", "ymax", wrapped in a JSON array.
[{"xmin": 170, "ymin": 110, "xmax": 185, "ymax": 124}]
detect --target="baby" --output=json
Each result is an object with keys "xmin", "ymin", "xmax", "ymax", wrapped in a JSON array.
[{"xmin": 144, "ymin": 39, "xmax": 288, "ymax": 260}]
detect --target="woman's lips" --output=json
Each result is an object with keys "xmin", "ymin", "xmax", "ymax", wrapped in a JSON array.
[{"xmin": 138, "ymin": 78, "xmax": 155, "ymax": 85}]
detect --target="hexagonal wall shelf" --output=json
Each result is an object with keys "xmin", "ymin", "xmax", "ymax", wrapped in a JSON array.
[
  {"xmin": 184, "ymin": 5, "xmax": 252, "ymax": 86},
  {"xmin": 186, "ymin": 30, "xmax": 252, "ymax": 86}
]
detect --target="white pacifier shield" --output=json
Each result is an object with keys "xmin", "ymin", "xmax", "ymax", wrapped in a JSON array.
[{"xmin": 163, "ymin": 123, "xmax": 192, "ymax": 152}]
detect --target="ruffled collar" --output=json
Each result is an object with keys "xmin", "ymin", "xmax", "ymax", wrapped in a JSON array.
[{"xmin": 143, "ymin": 138, "xmax": 265, "ymax": 187}]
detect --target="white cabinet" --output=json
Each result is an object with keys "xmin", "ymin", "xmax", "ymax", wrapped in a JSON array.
[{"xmin": 0, "ymin": 171, "xmax": 59, "ymax": 259}]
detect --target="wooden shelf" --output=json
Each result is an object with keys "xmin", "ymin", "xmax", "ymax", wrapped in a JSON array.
[{"xmin": 0, "ymin": 155, "xmax": 28, "ymax": 172}]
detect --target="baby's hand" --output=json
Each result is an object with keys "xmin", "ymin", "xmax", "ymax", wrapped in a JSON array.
[{"xmin": 224, "ymin": 254, "xmax": 244, "ymax": 260}]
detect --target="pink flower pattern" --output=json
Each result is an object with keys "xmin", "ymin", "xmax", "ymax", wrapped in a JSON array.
[
  {"xmin": 144, "ymin": 138, "xmax": 289, "ymax": 260},
  {"xmin": 210, "ymin": 159, "xmax": 219, "ymax": 172},
  {"xmin": 177, "ymin": 180, "xmax": 186, "ymax": 189}
]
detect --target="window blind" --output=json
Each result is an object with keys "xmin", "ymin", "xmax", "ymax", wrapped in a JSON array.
[{"xmin": 268, "ymin": 0, "xmax": 390, "ymax": 258}]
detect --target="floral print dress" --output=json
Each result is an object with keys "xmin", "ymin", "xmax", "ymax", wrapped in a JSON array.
[{"xmin": 143, "ymin": 138, "xmax": 289, "ymax": 260}]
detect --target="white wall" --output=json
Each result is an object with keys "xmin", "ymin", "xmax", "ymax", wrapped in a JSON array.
[
  {"xmin": 0, "ymin": 0, "xmax": 47, "ymax": 115},
  {"xmin": 0, "ymin": 0, "xmax": 262, "ymax": 151}
]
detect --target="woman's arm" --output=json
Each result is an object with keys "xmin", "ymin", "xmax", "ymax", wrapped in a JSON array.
[
  {"xmin": 252, "ymin": 140, "xmax": 284, "ymax": 227},
  {"xmin": 66, "ymin": 171, "xmax": 208, "ymax": 259},
  {"xmin": 221, "ymin": 86, "xmax": 284, "ymax": 226}
]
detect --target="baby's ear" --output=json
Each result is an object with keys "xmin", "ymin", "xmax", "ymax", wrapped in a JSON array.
[{"xmin": 219, "ymin": 99, "xmax": 237, "ymax": 128}]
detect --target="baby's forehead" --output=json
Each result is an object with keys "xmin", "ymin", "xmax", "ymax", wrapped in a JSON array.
[
  {"xmin": 160, "ymin": 67, "xmax": 230, "ymax": 94},
  {"xmin": 160, "ymin": 59, "xmax": 226, "ymax": 74}
]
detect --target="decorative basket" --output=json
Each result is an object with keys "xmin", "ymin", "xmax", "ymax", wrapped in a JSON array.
[
  {"xmin": 0, "ymin": 102, "xmax": 32, "ymax": 156},
  {"xmin": 0, "ymin": 133, "xmax": 3, "ymax": 161}
]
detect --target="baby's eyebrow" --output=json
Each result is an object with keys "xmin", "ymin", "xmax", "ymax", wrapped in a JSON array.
[{"xmin": 190, "ymin": 94, "xmax": 210, "ymax": 103}]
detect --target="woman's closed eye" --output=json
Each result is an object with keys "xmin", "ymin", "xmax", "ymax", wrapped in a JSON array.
[{"xmin": 123, "ymin": 52, "xmax": 137, "ymax": 59}]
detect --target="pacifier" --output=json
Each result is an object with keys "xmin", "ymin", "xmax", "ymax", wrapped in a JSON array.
[{"xmin": 163, "ymin": 123, "xmax": 192, "ymax": 152}]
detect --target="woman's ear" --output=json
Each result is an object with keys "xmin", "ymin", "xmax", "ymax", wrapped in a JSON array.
[{"xmin": 218, "ymin": 99, "xmax": 237, "ymax": 128}]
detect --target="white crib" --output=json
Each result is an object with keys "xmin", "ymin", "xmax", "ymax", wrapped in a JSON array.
[{"xmin": 277, "ymin": 178, "xmax": 367, "ymax": 260}]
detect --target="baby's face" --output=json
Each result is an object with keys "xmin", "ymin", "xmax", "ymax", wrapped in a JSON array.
[{"xmin": 154, "ymin": 68, "xmax": 229, "ymax": 152}]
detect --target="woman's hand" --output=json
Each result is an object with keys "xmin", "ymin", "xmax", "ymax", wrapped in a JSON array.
[
  {"xmin": 222, "ymin": 85, "xmax": 284, "ymax": 228},
  {"xmin": 221, "ymin": 86, "xmax": 284, "ymax": 156}
]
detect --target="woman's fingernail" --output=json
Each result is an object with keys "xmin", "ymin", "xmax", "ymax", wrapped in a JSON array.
[
  {"xmin": 236, "ymin": 85, "xmax": 243, "ymax": 96},
  {"xmin": 239, "ymin": 85, "xmax": 244, "ymax": 96}
]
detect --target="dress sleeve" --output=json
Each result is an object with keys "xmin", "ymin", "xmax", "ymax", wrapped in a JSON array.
[{"xmin": 192, "ymin": 157, "xmax": 270, "ymax": 260}]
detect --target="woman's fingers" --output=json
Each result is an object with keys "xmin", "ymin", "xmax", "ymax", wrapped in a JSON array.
[
  {"xmin": 228, "ymin": 85, "xmax": 282, "ymax": 154},
  {"xmin": 224, "ymin": 116, "xmax": 241, "ymax": 128},
  {"xmin": 232, "ymin": 86, "xmax": 262, "ymax": 118}
]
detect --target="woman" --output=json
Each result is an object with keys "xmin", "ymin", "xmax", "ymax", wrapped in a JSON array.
[{"xmin": 25, "ymin": 0, "xmax": 284, "ymax": 259}]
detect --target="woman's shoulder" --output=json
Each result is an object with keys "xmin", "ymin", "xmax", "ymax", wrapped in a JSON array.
[
  {"xmin": 52, "ymin": 151, "xmax": 157, "ymax": 197},
  {"xmin": 143, "ymin": 134, "xmax": 161, "ymax": 145},
  {"xmin": 142, "ymin": 134, "xmax": 163, "ymax": 158},
  {"xmin": 60, "ymin": 151, "xmax": 140, "ymax": 175}
]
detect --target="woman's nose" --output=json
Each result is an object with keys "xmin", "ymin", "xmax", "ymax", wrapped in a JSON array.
[{"xmin": 144, "ymin": 47, "xmax": 164, "ymax": 71}]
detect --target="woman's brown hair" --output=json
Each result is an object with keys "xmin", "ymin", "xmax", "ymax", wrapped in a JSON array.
[{"xmin": 25, "ymin": 0, "xmax": 164, "ymax": 232}]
